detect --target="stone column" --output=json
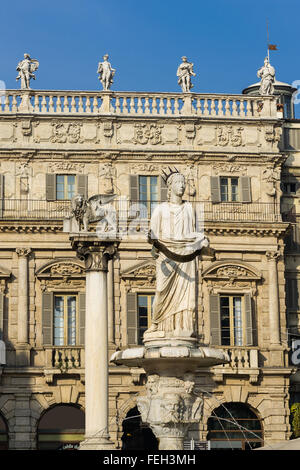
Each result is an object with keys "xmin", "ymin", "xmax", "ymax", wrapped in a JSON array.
[
  {"xmin": 70, "ymin": 234, "xmax": 118, "ymax": 450},
  {"xmin": 266, "ymin": 250, "xmax": 281, "ymax": 345},
  {"xmin": 15, "ymin": 248, "xmax": 31, "ymax": 366},
  {"xmin": 107, "ymin": 259, "xmax": 114, "ymax": 345}
]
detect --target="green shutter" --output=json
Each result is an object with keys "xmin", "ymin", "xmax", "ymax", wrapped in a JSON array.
[
  {"xmin": 79, "ymin": 292, "xmax": 85, "ymax": 345},
  {"xmin": 0, "ymin": 293, "xmax": 4, "ymax": 340},
  {"xmin": 210, "ymin": 294, "xmax": 221, "ymax": 345},
  {"xmin": 127, "ymin": 292, "xmax": 138, "ymax": 346},
  {"xmin": 130, "ymin": 175, "xmax": 139, "ymax": 202},
  {"xmin": 210, "ymin": 176, "xmax": 221, "ymax": 203},
  {"xmin": 160, "ymin": 176, "xmax": 168, "ymax": 202},
  {"xmin": 244, "ymin": 293, "xmax": 253, "ymax": 346},
  {"xmin": 240, "ymin": 176, "xmax": 252, "ymax": 202},
  {"xmin": 46, "ymin": 174, "xmax": 56, "ymax": 201},
  {"xmin": 77, "ymin": 175, "xmax": 88, "ymax": 199},
  {"xmin": 42, "ymin": 292, "xmax": 53, "ymax": 346}
]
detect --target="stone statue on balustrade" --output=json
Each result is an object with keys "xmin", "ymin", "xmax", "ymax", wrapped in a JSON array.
[
  {"xmin": 257, "ymin": 57, "xmax": 276, "ymax": 95},
  {"xmin": 71, "ymin": 193, "xmax": 117, "ymax": 233},
  {"xmin": 97, "ymin": 54, "xmax": 116, "ymax": 91},
  {"xmin": 176, "ymin": 56, "xmax": 196, "ymax": 93},
  {"xmin": 144, "ymin": 168, "xmax": 209, "ymax": 341},
  {"xmin": 16, "ymin": 53, "xmax": 39, "ymax": 90}
]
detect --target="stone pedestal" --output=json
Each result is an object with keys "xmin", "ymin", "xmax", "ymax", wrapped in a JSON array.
[
  {"xmin": 111, "ymin": 342, "xmax": 228, "ymax": 450},
  {"xmin": 70, "ymin": 234, "xmax": 119, "ymax": 450}
]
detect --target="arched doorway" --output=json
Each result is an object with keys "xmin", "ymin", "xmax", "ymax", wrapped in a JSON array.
[
  {"xmin": 207, "ymin": 402, "xmax": 263, "ymax": 450},
  {"xmin": 37, "ymin": 404, "xmax": 85, "ymax": 450},
  {"xmin": 121, "ymin": 406, "xmax": 158, "ymax": 450},
  {"xmin": 0, "ymin": 412, "xmax": 8, "ymax": 450}
]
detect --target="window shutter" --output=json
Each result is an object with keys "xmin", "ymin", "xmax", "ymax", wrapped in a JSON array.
[
  {"xmin": 77, "ymin": 175, "xmax": 88, "ymax": 199},
  {"xmin": 127, "ymin": 292, "xmax": 138, "ymax": 346},
  {"xmin": 210, "ymin": 176, "xmax": 221, "ymax": 203},
  {"xmin": 78, "ymin": 292, "xmax": 86, "ymax": 345},
  {"xmin": 130, "ymin": 175, "xmax": 139, "ymax": 202},
  {"xmin": 0, "ymin": 175, "xmax": 4, "ymax": 218},
  {"xmin": 42, "ymin": 292, "xmax": 53, "ymax": 346},
  {"xmin": 160, "ymin": 176, "xmax": 168, "ymax": 202},
  {"xmin": 210, "ymin": 294, "xmax": 221, "ymax": 345},
  {"xmin": 46, "ymin": 174, "xmax": 56, "ymax": 201},
  {"xmin": 0, "ymin": 293, "xmax": 4, "ymax": 340},
  {"xmin": 240, "ymin": 176, "xmax": 252, "ymax": 202},
  {"xmin": 244, "ymin": 293, "xmax": 253, "ymax": 346}
]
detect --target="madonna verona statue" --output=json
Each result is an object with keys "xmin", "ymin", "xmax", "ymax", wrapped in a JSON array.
[{"xmin": 145, "ymin": 169, "xmax": 209, "ymax": 339}]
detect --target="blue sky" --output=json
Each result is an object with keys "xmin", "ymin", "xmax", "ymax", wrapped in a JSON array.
[{"xmin": 1, "ymin": 0, "xmax": 299, "ymax": 105}]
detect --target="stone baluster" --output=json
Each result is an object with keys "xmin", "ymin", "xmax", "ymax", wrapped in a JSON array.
[
  {"xmin": 54, "ymin": 349, "xmax": 60, "ymax": 367},
  {"xmin": 11, "ymin": 94, "xmax": 18, "ymax": 112},
  {"xmin": 4, "ymin": 95, "xmax": 9, "ymax": 112},
  {"xmin": 203, "ymin": 98, "xmax": 209, "ymax": 116},
  {"xmin": 266, "ymin": 251, "xmax": 281, "ymax": 345},
  {"xmin": 195, "ymin": 97, "xmax": 201, "ymax": 115},
  {"xmin": 86, "ymin": 96, "xmax": 92, "ymax": 114},
  {"xmin": 159, "ymin": 97, "xmax": 165, "ymax": 115},
  {"xmin": 115, "ymin": 96, "xmax": 121, "ymax": 114},
  {"xmin": 232, "ymin": 98, "xmax": 238, "ymax": 117},
  {"xmin": 74, "ymin": 349, "xmax": 80, "ymax": 367},
  {"xmin": 166, "ymin": 97, "xmax": 172, "ymax": 115},
  {"xmin": 57, "ymin": 95, "xmax": 62, "ymax": 113},
  {"xmin": 123, "ymin": 96, "xmax": 128, "ymax": 115},
  {"xmin": 41, "ymin": 95, "xmax": 47, "ymax": 113},
  {"xmin": 137, "ymin": 96, "xmax": 143, "ymax": 114},
  {"xmin": 78, "ymin": 95, "xmax": 84, "ymax": 113},
  {"xmin": 48, "ymin": 95, "xmax": 54, "ymax": 113},
  {"xmin": 244, "ymin": 349, "xmax": 250, "ymax": 368},
  {"xmin": 152, "ymin": 97, "xmax": 158, "ymax": 115},
  {"xmin": 225, "ymin": 98, "xmax": 230, "ymax": 117},
  {"xmin": 217, "ymin": 98, "xmax": 224, "ymax": 117},
  {"xmin": 211, "ymin": 99, "xmax": 216, "ymax": 116},
  {"xmin": 239, "ymin": 99, "xmax": 245, "ymax": 117},
  {"xmin": 145, "ymin": 96, "xmax": 150, "ymax": 114}
]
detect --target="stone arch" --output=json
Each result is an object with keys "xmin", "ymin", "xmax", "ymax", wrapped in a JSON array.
[
  {"xmin": 121, "ymin": 405, "xmax": 158, "ymax": 451},
  {"xmin": 36, "ymin": 403, "xmax": 85, "ymax": 450},
  {"xmin": 206, "ymin": 400, "xmax": 263, "ymax": 450}
]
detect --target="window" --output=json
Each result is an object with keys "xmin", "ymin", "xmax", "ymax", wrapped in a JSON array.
[
  {"xmin": 283, "ymin": 182, "xmax": 297, "ymax": 195},
  {"xmin": 127, "ymin": 292, "xmax": 155, "ymax": 345},
  {"xmin": 56, "ymin": 175, "xmax": 76, "ymax": 200},
  {"xmin": 137, "ymin": 294, "xmax": 154, "ymax": 344},
  {"xmin": 210, "ymin": 176, "xmax": 251, "ymax": 203},
  {"xmin": 220, "ymin": 296, "xmax": 243, "ymax": 346},
  {"xmin": 54, "ymin": 294, "xmax": 77, "ymax": 346},
  {"xmin": 42, "ymin": 292, "xmax": 85, "ymax": 346},
  {"xmin": 210, "ymin": 293, "xmax": 253, "ymax": 346},
  {"xmin": 139, "ymin": 176, "xmax": 158, "ymax": 217},
  {"xmin": 220, "ymin": 177, "xmax": 239, "ymax": 202}
]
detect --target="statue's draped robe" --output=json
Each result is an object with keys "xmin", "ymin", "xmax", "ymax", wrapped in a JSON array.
[{"xmin": 150, "ymin": 201, "xmax": 205, "ymax": 335}]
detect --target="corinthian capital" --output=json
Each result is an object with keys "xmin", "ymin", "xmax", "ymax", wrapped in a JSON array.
[{"xmin": 16, "ymin": 248, "xmax": 32, "ymax": 258}]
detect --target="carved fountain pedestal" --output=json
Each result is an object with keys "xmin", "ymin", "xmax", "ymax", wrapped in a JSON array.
[{"xmin": 111, "ymin": 335, "xmax": 228, "ymax": 450}]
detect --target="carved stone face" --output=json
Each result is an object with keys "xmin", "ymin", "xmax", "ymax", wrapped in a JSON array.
[{"xmin": 170, "ymin": 174, "xmax": 185, "ymax": 197}]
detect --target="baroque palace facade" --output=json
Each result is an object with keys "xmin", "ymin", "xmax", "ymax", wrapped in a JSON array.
[{"xmin": 0, "ymin": 80, "xmax": 299, "ymax": 450}]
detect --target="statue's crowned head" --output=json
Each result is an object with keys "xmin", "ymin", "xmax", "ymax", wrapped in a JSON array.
[
  {"xmin": 181, "ymin": 56, "xmax": 188, "ymax": 62},
  {"xmin": 103, "ymin": 54, "xmax": 109, "ymax": 60},
  {"xmin": 162, "ymin": 167, "xmax": 185, "ymax": 200}
]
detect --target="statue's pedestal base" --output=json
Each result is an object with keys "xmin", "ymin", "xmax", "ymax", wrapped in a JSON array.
[
  {"xmin": 111, "ymin": 340, "xmax": 229, "ymax": 450},
  {"xmin": 79, "ymin": 436, "xmax": 115, "ymax": 451}
]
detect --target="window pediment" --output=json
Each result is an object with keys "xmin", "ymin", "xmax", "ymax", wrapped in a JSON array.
[
  {"xmin": 203, "ymin": 261, "xmax": 261, "ymax": 282},
  {"xmin": 122, "ymin": 260, "xmax": 156, "ymax": 290},
  {"xmin": 36, "ymin": 258, "xmax": 85, "ymax": 279}
]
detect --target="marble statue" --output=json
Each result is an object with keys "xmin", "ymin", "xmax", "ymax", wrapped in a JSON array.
[
  {"xmin": 145, "ymin": 169, "xmax": 208, "ymax": 338},
  {"xmin": 71, "ymin": 193, "xmax": 116, "ymax": 232},
  {"xmin": 257, "ymin": 57, "xmax": 276, "ymax": 95},
  {"xmin": 97, "ymin": 54, "xmax": 116, "ymax": 91},
  {"xmin": 16, "ymin": 53, "xmax": 39, "ymax": 89},
  {"xmin": 176, "ymin": 56, "xmax": 196, "ymax": 93}
]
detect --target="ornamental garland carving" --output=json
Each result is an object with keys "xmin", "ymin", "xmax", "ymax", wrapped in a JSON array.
[
  {"xmin": 50, "ymin": 263, "xmax": 83, "ymax": 276},
  {"xmin": 47, "ymin": 162, "xmax": 85, "ymax": 173},
  {"xmin": 122, "ymin": 262, "xmax": 156, "ymax": 290},
  {"xmin": 212, "ymin": 163, "xmax": 247, "ymax": 175}
]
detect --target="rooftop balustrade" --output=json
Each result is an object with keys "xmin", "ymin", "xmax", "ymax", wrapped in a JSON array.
[{"xmin": 0, "ymin": 90, "xmax": 278, "ymax": 119}]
